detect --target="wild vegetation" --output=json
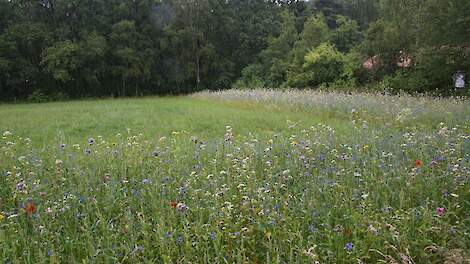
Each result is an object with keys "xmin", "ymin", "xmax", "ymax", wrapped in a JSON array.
[
  {"xmin": 0, "ymin": 91, "xmax": 468, "ymax": 263},
  {"xmin": 1, "ymin": 0, "xmax": 469, "ymax": 262},
  {"xmin": 1, "ymin": 0, "xmax": 469, "ymax": 101}
]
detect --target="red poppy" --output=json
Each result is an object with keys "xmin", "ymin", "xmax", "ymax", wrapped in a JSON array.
[
  {"xmin": 415, "ymin": 160, "xmax": 422, "ymax": 168},
  {"xmin": 170, "ymin": 201, "xmax": 178, "ymax": 209},
  {"xmin": 24, "ymin": 201, "xmax": 37, "ymax": 215}
]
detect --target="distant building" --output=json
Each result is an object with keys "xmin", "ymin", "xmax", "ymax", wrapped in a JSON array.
[
  {"xmin": 362, "ymin": 51, "xmax": 412, "ymax": 71},
  {"xmin": 362, "ymin": 55, "xmax": 381, "ymax": 70}
]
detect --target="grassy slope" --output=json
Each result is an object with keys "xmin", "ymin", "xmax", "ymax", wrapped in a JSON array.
[{"xmin": 0, "ymin": 97, "xmax": 353, "ymax": 146}]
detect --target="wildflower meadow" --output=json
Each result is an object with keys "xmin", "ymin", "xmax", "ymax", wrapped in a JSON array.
[{"xmin": 0, "ymin": 90, "xmax": 469, "ymax": 263}]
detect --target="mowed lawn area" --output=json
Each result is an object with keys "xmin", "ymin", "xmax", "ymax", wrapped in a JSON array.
[
  {"xmin": 0, "ymin": 90, "xmax": 469, "ymax": 263},
  {"xmin": 0, "ymin": 96, "xmax": 352, "ymax": 146}
]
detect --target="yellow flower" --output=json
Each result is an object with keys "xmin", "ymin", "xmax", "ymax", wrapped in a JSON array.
[{"xmin": 0, "ymin": 213, "xmax": 4, "ymax": 222}]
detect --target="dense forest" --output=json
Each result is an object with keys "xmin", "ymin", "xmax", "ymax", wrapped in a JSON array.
[{"xmin": 0, "ymin": 0, "xmax": 469, "ymax": 101}]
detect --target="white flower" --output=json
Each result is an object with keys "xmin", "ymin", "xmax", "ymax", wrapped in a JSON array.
[{"xmin": 176, "ymin": 203, "xmax": 189, "ymax": 212}]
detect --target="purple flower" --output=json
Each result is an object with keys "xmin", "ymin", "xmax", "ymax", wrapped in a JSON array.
[
  {"xmin": 308, "ymin": 224, "xmax": 319, "ymax": 234},
  {"xmin": 311, "ymin": 209, "xmax": 320, "ymax": 218},
  {"xmin": 179, "ymin": 185, "xmax": 188, "ymax": 196},
  {"xmin": 176, "ymin": 235, "xmax": 184, "ymax": 245},
  {"xmin": 231, "ymin": 231, "xmax": 241, "ymax": 237},
  {"xmin": 449, "ymin": 226, "xmax": 457, "ymax": 234},
  {"xmin": 142, "ymin": 179, "xmax": 152, "ymax": 185},
  {"xmin": 436, "ymin": 207, "xmax": 445, "ymax": 217},
  {"xmin": 131, "ymin": 245, "xmax": 144, "ymax": 255},
  {"xmin": 382, "ymin": 206, "xmax": 392, "ymax": 213},
  {"xmin": 209, "ymin": 232, "xmax": 216, "ymax": 240},
  {"xmin": 344, "ymin": 242, "xmax": 353, "ymax": 251},
  {"xmin": 16, "ymin": 182, "xmax": 26, "ymax": 191},
  {"xmin": 164, "ymin": 231, "xmax": 172, "ymax": 238}
]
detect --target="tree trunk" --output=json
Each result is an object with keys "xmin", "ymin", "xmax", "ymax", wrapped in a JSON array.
[{"xmin": 196, "ymin": 54, "xmax": 200, "ymax": 89}]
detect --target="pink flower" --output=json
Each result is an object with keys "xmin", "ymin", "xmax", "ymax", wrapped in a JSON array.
[{"xmin": 436, "ymin": 207, "xmax": 445, "ymax": 217}]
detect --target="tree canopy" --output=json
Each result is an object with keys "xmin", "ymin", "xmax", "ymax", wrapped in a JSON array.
[{"xmin": 0, "ymin": 0, "xmax": 468, "ymax": 101}]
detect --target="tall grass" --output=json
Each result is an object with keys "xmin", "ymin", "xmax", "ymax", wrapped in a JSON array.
[
  {"xmin": 0, "ymin": 91, "xmax": 469, "ymax": 263},
  {"xmin": 194, "ymin": 89, "xmax": 470, "ymax": 127}
]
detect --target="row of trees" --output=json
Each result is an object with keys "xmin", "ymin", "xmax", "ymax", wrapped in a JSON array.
[
  {"xmin": 237, "ymin": 0, "xmax": 470, "ymax": 94},
  {"xmin": 0, "ymin": 0, "xmax": 290, "ymax": 100},
  {"xmin": 0, "ymin": 0, "xmax": 469, "ymax": 101}
]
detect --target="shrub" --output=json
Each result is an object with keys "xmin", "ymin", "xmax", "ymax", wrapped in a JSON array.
[
  {"xmin": 234, "ymin": 64, "xmax": 266, "ymax": 89},
  {"xmin": 27, "ymin": 89, "xmax": 48, "ymax": 103},
  {"xmin": 287, "ymin": 42, "xmax": 345, "ymax": 87}
]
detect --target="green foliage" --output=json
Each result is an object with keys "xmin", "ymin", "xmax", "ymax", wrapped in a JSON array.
[
  {"xmin": 238, "ymin": 10, "xmax": 298, "ymax": 88},
  {"xmin": 261, "ymin": 15, "xmax": 298, "ymax": 86},
  {"xmin": 41, "ymin": 40, "xmax": 81, "ymax": 83},
  {"xmin": 0, "ymin": 22, "xmax": 52, "ymax": 99},
  {"xmin": 288, "ymin": 42, "xmax": 345, "ymax": 87},
  {"xmin": 26, "ymin": 89, "xmax": 49, "ymax": 103},
  {"xmin": 234, "ymin": 64, "xmax": 266, "ymax": 89},
  {"xmin": 289, "ymin": 13, "xmax": 330, "ymax": 66},
  {"xmin": 342, "ymin": 48, "xmax": 362, "ymax": 81},
  {"xmin": 0, "ymin": 0, "xmax": 469, "ymax": 99},
  {"xmin": 330, "ymin": 15, "xmax": 361, "ymax": 52}
]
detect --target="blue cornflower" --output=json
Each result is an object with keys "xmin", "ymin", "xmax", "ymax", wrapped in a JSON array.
[
  {"xmin": 208, "ymin": 232, "xmax": 216, "ymax": 240},
  {"xmin": 344, "ymin": 242, "xmax": 353, "ymax": 251},
  {"xmin": 179, "ymin": 185, "xmax": 188, "ymax": 196},
  {"xmin": 176, "ymin": 235, "xmax": 184, "ymax": 246},
  {"xmin": 142, "ymin": 179, "xmax": 152, "ymax": 185},
  {"xmin": 16, "ymin": 182, "xmax": 26, "ymax": 191},
  {"xmin": 164, "ymin": 231, "xmax": 172, "ymax": 238},
  {"xmin": 311, "ymin": 209, "xmax": 320, "ymax": 218},
  {"xmin": 308, "ymin": 224, "xmax": 319, "ymax": 234}
]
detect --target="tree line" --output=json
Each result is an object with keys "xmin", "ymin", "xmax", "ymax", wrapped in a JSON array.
[{"xmin": 0, "ymin": 0, "xmax": 469, "ymax": 101}]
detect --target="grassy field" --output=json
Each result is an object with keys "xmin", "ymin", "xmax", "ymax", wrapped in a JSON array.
[
  {"xmin": 0, "ymin": 96, "xmax": 353, "ymax": 145},
  {"xmin": 0, "ymin": 90, "xmax": 469, "ymax": 263}
]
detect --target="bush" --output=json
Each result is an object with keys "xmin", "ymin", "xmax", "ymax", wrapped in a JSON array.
[
  {"xmin": 27, "ymin": 89, "xmax": 70, "ymax": 103},
  {"xmin": 287, "ymin": 42, "xmax": 345, "ymax": 87},
  {"xmin": 27, "ymin": 89, "xmax": 48, "ymax": 103},
  {"xmin": 234, "ymin": 64, "xmax": 266, "ymax": 89}
]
